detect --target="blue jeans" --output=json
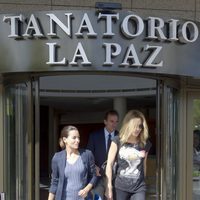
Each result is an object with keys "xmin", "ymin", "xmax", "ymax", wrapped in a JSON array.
[{"xmin": 94, "ymin": 194, "xmax": 102, "ymax": 200}]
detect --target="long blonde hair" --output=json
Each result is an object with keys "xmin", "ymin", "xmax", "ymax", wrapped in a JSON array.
[{"xmin": 119, "ymin": 110, "xmax": 149, "ymax": 147}]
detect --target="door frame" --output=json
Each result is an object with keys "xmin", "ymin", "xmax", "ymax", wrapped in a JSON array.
[
  {"xmin": 2, "ymin": 76, "xmax": 40, "ymax": 200},
  {"xmin": 186, "ymin": 91, "xmax": 200, "ymax": 200},
  {"xmin": 0, "ymin": 84, "xmax": 4, "ymax": 194},
  {"xmin": 1, "ymin": 72, "xmax": 185, "ymax": 200},
  {"xmin": 159, "ymin": 78, "xmax": 181, "ymax": 200}
]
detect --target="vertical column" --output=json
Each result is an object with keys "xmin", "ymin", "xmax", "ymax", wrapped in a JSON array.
[
  {"xmin": 35, "ymin": 80, "xmax": 40, "ymax": 200},
  {"xmin": 27, "ymin": 81, "xmax": 34, "ymax": 200},
  {"xmin": 113, "ymin": 97, "xmax": 127, "ymax": 127},
  {"xmin": 0, "ymin": 84, "xmax": 4, "ymax": 193}
]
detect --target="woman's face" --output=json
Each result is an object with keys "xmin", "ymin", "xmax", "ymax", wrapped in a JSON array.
[
  {"xmin": 130, "ymin": 118, "xmax": 143, "ymax": 138},
  {"xmin": 64, "ymin": 129, "xmax": 80, "ymax": 149}
]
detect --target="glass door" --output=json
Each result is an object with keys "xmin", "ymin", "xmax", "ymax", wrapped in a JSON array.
[
  {"xmin": 4, "ymin": 78, "xmax": 40, "ymax": 200},
  {"xmin": 187, "ymin": 92, "xmax": 200, "ymax": 200},
  {"xmin": 159, "ymin": 80, "xmax": 179, "ymax": 200},
  {"xmin": 4, "ymin": 83, "xmax": 29, "ymax": 200}
]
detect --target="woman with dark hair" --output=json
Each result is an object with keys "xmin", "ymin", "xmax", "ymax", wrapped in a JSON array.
[
  {"xmin": 48, "ymin": 125, "xmax": 97, "ymax": 200},
  {"xmin": 105, "ymin": 110, "xmax": 151, "ymax": 200}
]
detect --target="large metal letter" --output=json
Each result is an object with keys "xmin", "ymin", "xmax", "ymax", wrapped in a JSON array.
[
  {"xmin": 23, "ymin": 14, "xmax": 44, "ymax": 37},
  {"xmin": 46, "ymin": 13, "xmax": 73, "ymax": 37},
  {"xmin": 46, "ymin": 43, "xmax": 66, "ymax": 65},
  {"xmin": 178, "ymin": 21, "xmax": 199, "ymax": 43},
  {"xmin": 147, "ymin": 17, "xmax": 167, "ymax": 40},
  {"xmin": 103, "ymin": 43, "xmax": 121, "ymax": 65},
  {"xmin": 168, "ymin": 19, "xmax": 179, "ymax": 41},
  {"xmin": 3, "ymin": 15, "xmax": 23, "ymax": 38},
  {"xmin": 143, "ymin": 45, "xmax": 163, "ymax": 67},
  {"xmin": 70, "ymin": 42, "xmax": 91, "ymax": 65},
  {"xmin": 75, "ymin": 13, "xmax": 97, "ymax": 37},
  {"xmin": 120, "ymin": 44, "xmax": 142, "ymax": 66},
  {"xmin": 98, "ymin": 13, "xmax": 119, "ymax": 37},
  {"xmin": 121, "ymin": 14, "xmax": 144, "ymax": 38}
]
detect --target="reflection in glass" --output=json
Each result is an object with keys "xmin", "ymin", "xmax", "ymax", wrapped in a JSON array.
[
  {"xmin": 164, "ymin": 87, "xmax": 178, "ymax": 200},
  {"xmin": 193, "ymin": 100, "xmax": 200, "ymax": 200},
  {"xmin": 5, "ymin": 84, "xmax": 28, "ymax": 200}
]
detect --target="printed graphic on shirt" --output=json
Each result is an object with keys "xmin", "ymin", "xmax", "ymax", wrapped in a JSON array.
[{"xmin": 119, "ymin": 145, "xmax": 145, "ymax": 181}]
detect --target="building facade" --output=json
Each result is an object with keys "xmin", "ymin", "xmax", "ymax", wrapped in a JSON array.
[{"xmin": 0, "ymin": 1, "xmax": 200, "ymax": 200}]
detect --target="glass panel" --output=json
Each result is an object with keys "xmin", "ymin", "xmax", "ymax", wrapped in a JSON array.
[
  {"xmin": 163, "ymin": 87, "xmax": 178, "ymax": 200},
  {"xmin": 4, "ymin": 84, "xmax": 28, "ymax": 200},
  {"xmin": 192, "ymin": 99, "xmax": 200, "ymax": 200}
]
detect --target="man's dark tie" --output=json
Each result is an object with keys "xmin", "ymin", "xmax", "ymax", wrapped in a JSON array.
[{"xmin": 107, "ymin": 134, "xmax": 112, "ymax": 153}]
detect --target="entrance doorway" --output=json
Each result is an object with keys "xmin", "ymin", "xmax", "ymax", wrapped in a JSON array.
[
  {"xmin": 39, "ymin": 75, "xmax": 157, "ymax": 199},
  {"xmin": 3, "ymin": 74, "xmax": 179, "ymax": 200}
]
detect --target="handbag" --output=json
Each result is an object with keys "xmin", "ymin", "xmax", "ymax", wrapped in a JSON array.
[{"xmin": 101, "ymin": 160, "xmax": 117, "ymax": 179}]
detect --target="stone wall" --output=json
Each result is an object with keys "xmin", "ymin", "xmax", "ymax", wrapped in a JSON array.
[{"xmin": 0, "ymin": 0, "xmax": 199, "ymax": 21}]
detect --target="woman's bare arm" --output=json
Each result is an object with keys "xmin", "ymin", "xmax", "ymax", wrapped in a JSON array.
[{"xmin": 105, "ymin": 142, "xmax": 118, "ymax": 199}]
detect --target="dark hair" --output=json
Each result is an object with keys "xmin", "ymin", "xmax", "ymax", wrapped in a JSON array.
[
  {"xmin": 104, "ymin": 110, "xmax": 119, "ymax": 120},
  {"xmin": 59, "ymin": 125, "xmax": 78, "ymax": 149}
]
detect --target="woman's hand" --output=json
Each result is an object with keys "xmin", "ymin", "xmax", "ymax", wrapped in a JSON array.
[
  {"xmin": 78, "ymin": 188, "xmax": 88, "ymax": 198},
  {"xmin": 95, "ymin": 165, "xmax": 101, "ymax": 176},
  {"xmin": 105, "ymin": 185, "xmax": 113, "ymax": 200},
  {"xmin": 78, "ymin": 183, "xmax": 93, "ymax": 198},
  {"xmin": 47, "ymin": 193, "xmax": 55, "ymax": 200}
]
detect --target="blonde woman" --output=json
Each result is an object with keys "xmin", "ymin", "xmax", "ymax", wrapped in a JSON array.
[{"xmin": 105, "ymin": 110, "xmax": 151, "ymax": 200}]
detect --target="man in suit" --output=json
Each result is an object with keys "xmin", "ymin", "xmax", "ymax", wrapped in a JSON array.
[{"xmin": 87, "ymin": 110, "xmax": 119, "ymax": 200}]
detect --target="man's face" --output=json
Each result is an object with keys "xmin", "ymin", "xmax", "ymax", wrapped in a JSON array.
[{"xmin": 104, "ymin": 114, "xmax": 119, "ymax": 133}]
